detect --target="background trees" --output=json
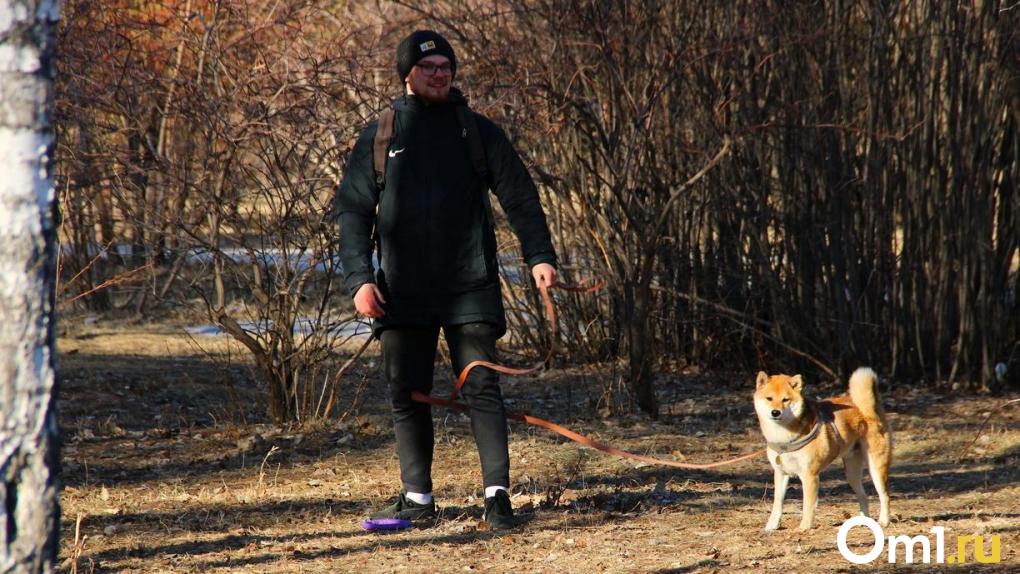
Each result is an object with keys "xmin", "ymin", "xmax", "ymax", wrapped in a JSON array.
[
  {"xmin": 455, "ymin": 0, "xmax": 1019, "ymax": 411},
  {"xmin": 57, "ymin": 0, "xmax": 395, "ymax": 423},
  {"xmin": 56, "ymin": 0, "xmax": 1019, "ymax": 419}
]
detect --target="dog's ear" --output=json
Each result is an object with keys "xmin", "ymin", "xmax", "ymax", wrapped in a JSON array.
[
  {"xmin": 789, "ymin": 375, "xmax": 803, "ymax": 391},
  {"xmin": 756, "ymin": 371, "xmax": 768, "ymax": 389}
]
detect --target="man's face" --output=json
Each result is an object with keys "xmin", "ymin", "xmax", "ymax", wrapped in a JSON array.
[{"xmin": 405, "ymin": 54, "xmax": 452, "ymax": 103}]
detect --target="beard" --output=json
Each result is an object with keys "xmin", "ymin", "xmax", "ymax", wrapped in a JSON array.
[
  {"xmin": 417, "ymin": 83, "xmax": 451, "ymax": 104},
  {"xmin": 406, "ymin": 73, "xmax": 452, "ymax": 104}
]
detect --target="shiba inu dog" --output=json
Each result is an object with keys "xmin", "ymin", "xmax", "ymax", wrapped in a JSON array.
[{"xmin": 754, "ymin": 367, "xmax": 891, "ymax": 531}]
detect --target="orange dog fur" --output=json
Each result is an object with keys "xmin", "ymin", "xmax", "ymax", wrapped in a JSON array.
[{"xmin": 753, "ymin": 367, "xmax": 892, "ymax": 531}]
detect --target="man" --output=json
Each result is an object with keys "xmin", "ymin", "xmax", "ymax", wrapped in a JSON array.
[{"xmin": 335, "ymin": 30, "xmax": 558, "ymax": 530}]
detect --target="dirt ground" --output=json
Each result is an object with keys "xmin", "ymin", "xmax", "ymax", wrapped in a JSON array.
[{"xmin": 56, "ymin": 320, "xmax": 1019, "ymax": 573}]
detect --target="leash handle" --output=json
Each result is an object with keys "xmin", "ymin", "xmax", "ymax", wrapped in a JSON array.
[{"xmin": 448, "ymin": 278, "xmax": 604, "ymax": 401}]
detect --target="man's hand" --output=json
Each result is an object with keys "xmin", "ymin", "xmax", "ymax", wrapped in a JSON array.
[
  {"xmin": 353, "ymin": 283, "xmax": 386, "ymax": 318},
  {"xmin": 531, "ymin": 263, "xmax": 557, "ymax": 290}
]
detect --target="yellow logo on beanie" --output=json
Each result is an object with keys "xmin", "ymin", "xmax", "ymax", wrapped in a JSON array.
[{"xmin": 419, "ymin": 40, "xmax": 436, "ymax": 52}]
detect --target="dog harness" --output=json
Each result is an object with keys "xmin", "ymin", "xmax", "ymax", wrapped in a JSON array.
[
  {"xmin": 767, "ymin": 406, "xmax": 837, "ymax": 454},
  {"xmin": 767, "ymin": 419, "xmax": 822, "ymax": 454}
]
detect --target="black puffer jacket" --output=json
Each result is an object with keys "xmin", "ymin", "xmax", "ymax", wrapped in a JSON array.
[{"xmin": 335, "ymin": 89, "xmax": 557, "ymax": 334}]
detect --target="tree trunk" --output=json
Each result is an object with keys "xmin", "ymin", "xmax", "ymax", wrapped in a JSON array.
[
  {"xmin": 0, "ymin": 1, "xmax": 61, "ymax": 572},
  {"xmin": 626, "ymin": 253, "xmax": 659, "ymax": 417},
  {"xmin": 627, "ymin": 300, "xmax": 658, "ymax": 418}
]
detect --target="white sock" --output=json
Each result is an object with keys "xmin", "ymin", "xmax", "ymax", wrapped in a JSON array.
[
  {"xmin": 484, "ymin": 486, "xmax": 508, "ymax": 499},
  {"xmin": 405, "ymin": 491, "xmax": 433, "ymax": 505}
]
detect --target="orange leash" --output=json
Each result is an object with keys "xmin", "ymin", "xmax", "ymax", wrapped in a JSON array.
[
  {"xmin": 412, "ymin": 391, "xmax": 765, "ymax": 469},
  {"xmin": 412, "ymin": 278, "xmax": 766, "ymax": 470}
]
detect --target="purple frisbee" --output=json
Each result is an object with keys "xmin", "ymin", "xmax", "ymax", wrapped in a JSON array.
[{"xmin": 361, "ymin": 518, "xmax": 413, "ymax": 531}]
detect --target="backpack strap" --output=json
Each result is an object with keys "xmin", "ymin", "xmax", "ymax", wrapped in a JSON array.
[
  {"xmin": 456, "ymin": 105, "xmax": 489, "ymax": 181},
  {"xmin": 370, "ymin": 107, "xmax": 396, "ymax": 254},
  {"xmin": 455, "ymin": 105, "xmax": 496, "ymax": 227},
  {"xmin": 373, "ymin": 107, "xmax": 396, "ymax": 190}
]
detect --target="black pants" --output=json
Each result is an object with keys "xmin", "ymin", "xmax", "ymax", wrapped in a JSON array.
[{"xmin": 379, "ymin": 322, "xmax": 510, "ymax": 494}]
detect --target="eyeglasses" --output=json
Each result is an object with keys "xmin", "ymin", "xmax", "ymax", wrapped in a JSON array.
[{"xmin": 416, "ymin": 62, "xmax": 452, "ymax": 76}]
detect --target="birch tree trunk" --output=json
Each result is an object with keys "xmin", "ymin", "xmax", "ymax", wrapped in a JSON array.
[{"xmin": 0, "ymin": 1, "xmax": 61, "ymax": 572}]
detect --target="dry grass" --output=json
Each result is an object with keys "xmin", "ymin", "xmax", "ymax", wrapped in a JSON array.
[{"xmin": 57, "ymin": 322, "xmax": 1020, "ymax": 573}]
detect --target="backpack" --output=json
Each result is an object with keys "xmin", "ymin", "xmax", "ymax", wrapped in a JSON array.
[{"xmin": 371, "ymin": 104, "xmax": 496, "ymax": 227}]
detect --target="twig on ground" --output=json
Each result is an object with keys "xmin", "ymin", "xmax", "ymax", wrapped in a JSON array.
[
  {"xmin": 66, "ymin": 513, "xmax": 94, "ymax": 574},
  {"xmin": 954, "ymin": 398, "xmax": 1020, "ymax": 462}
]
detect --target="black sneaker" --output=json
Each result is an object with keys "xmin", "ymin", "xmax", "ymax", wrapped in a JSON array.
[
  {"xmin": 482, "ymin": 490, "xmax": 518, "ymax": 530},
  {"xmin": 368, "ymin": 492, "xmax": 437, "ymax": 522}
]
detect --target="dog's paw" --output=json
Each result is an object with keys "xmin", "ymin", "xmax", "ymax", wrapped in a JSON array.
[
  {"xmin": 763, "ymin": 523, "xmax": 780, "ymax": 532},
  {"xmin": 797, "ymin": 522, "xmax": 814, "ymax": 531}
]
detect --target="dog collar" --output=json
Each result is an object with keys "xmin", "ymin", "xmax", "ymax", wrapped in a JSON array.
[{"xmin": 767, "ymin": 418, "xmax": 822, "ymax": 454}]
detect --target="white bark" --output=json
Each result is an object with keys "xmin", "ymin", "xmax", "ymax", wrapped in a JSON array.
[{"xmin": 0, "ymin": 1, "xmax": 60, "ymax": 573}]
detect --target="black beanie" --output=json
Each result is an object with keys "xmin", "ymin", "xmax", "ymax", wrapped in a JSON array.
[{"xmin": 396, "ymin": 30, "xmax": 457, "ymax": 81}]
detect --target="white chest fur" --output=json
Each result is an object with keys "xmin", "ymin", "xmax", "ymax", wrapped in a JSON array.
[
  {"xmin": 759, "ymin": 417, "xmax": 812, "ymax": 476},
  {"xmin": 769, "ymin": 448, "xmax": 808, "ymax": 475}
]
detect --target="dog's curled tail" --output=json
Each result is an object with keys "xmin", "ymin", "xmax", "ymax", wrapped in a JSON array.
[{"xmin": 849, "ymin": 367, "xmax": 884, "ymax": 420}]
